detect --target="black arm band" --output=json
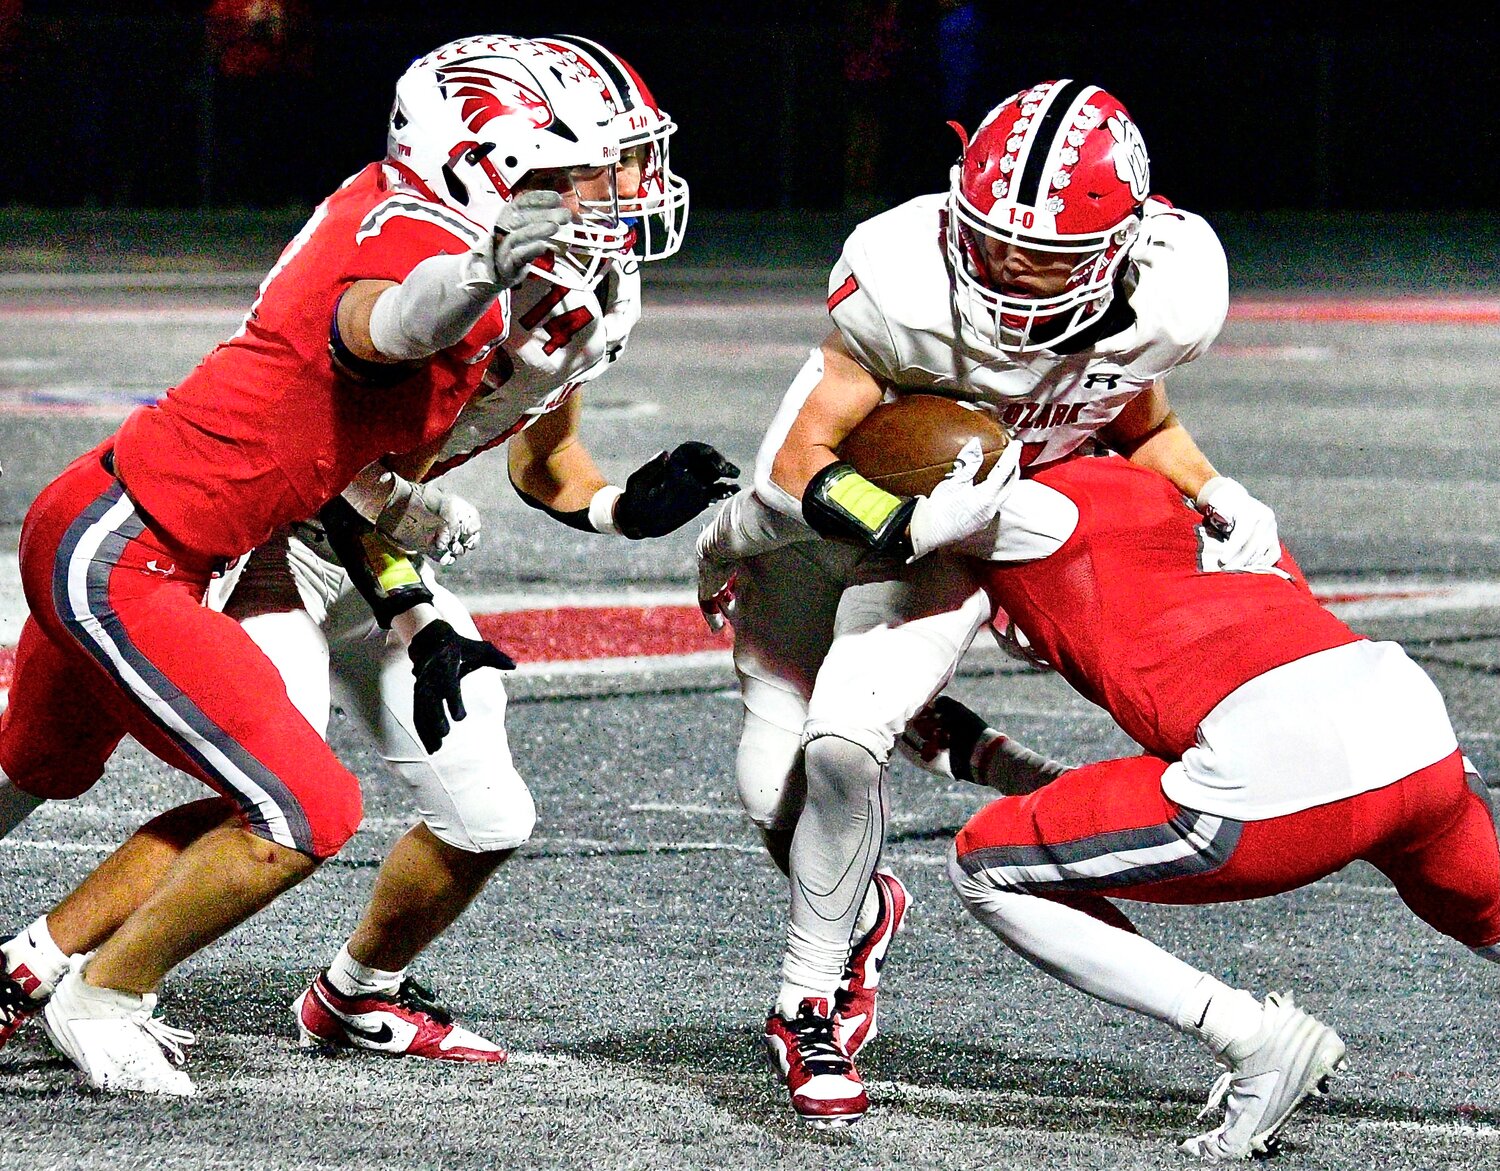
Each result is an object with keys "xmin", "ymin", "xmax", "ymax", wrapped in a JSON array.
[
  {"xmin": 328, "ymin": 300, "xmax": 421, "ymax": 388},
  {"xmin": 510, "ymin": 474, "xmax": 596, "ymax": 533},
  {"xmin": 318, "ymin": 496, "xmax": 434, "ymax": 628},
  {"xmin": 802, "ymin": 461, "xmax": 916, "ymax": 558}
]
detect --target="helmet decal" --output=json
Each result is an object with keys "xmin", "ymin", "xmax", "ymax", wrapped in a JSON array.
[
  {"xmin": 440, "ymin": 68, "xmax": 554, "ymax": 134},
  {"xmin": 1107, "ymin": 113, "xmax": 1150, "ymax": 200}
]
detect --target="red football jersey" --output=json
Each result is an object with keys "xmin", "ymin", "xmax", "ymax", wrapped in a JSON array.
[
  {"xmin": 980, "ymin": 456, "xmax": 1360, "ymax": 758},
  {"xmin": 113, "ymin": 164, "xmax": 505, "ymax": 561}
]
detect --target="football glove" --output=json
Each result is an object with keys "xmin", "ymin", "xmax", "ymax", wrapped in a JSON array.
[
  {"xmin": 614, "ymin": 442, "xmax": 741, "ymax": 539},
  {"xmin": 408, "ymin": 619, "xmax": 516, "ymax": 754},
  {"xmin": 1195, "ymin": 476, "xmax": 1281, "ymax": 572},
  {"xmin": 907, "ymin": 437, "xmax": 1023, "ymax": 561},
  {"xmin": 470, "ymin": 190, "xmax": 575, "ymax": 291},
  {"xmin": 376, "ymin": 477, "xmax": 482, "ymax": 565}
]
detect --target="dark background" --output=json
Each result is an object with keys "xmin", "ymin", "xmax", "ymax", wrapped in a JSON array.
[{"xmin": 2, "ymin": 2, "xmax": 1497, "ymax": 216}]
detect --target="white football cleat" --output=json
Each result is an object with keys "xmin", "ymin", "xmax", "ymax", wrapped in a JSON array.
[
  {"xmin": 41, "ymin": 961, "xmax": 196, "ymax": 1097},
  {"xmin": 1180, "ymin": 991, "xmax": 1345, "ymax": 1160}
]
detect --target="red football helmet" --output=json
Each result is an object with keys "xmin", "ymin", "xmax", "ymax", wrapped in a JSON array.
[{"xmin": 946, "ymin": 80, "xmax": 1151, "ymax": 354}]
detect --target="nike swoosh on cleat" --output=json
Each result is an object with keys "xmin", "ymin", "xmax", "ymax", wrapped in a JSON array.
[
  {"xmin": 312, "ymin": 987, "xmax": 396, "ymax": 1044},
  {"xmin": 341, "ymin": 1020, "xmax": 394, "ymax": 1044}
]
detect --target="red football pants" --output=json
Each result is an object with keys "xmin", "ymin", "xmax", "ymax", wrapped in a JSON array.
[
  {"xmin": 0, "ymin": 444, "xmax": 361, "ymax": 858},
  {"xmin": 954, "ymin": 749, "xmax": 1500, "ymax": 950}
]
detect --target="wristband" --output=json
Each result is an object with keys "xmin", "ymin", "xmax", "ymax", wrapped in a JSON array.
[
  {"xmin": 588, "ymin": 485, "xmax": 624, "ymax": 536},
  {"xmin": 802, "ymin": 461, "xmax": 915, "ymax": 556}
]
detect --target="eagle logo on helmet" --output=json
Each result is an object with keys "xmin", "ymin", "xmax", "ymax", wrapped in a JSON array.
[{"xmin": 438, "ymin": 68, "xmax": 554, "ymax": 134}]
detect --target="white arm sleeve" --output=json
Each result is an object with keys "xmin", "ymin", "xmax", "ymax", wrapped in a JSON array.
[
  {"xmin": 697, "ymin": 488, "xmax": 818, "ymax": 564},
  {"xmin": 366, "ymin": 251, "xmax": 503, "ymax": 362}
]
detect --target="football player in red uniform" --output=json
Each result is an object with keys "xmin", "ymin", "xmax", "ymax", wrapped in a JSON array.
[
  {"xmin": 0, "ymin": 35, "xmax": 734, "ymax": 1082},
  {"xmin": 0, "ymin": 41, "xmax": 621, "ymax": 1096},
  {"xmin": 897, "ymin": 454, "xmax": 1500, "ymax": 1159}
]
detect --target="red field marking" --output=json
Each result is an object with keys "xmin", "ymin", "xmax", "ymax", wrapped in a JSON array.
[
  {"xmin": 0, "ymin": 586, "xmax": 1460, "ymax": 693},
  {"xmin": 1229, "ymin": 297, "xmax": 1500, "ymax": 324},
  {"xmin": 475, "ymin": 605, "xmax": 731, "ymax": 663}
]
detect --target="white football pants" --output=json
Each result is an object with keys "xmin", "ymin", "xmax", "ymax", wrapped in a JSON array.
[{"xmin": 224, "ymin": 528, "xmax": 535, "ymax": 854}]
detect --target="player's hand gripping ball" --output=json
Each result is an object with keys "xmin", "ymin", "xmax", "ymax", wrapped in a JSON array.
[{"xmin": 836, "ymin": 394, "xmax": 1011, "ymax": 496}]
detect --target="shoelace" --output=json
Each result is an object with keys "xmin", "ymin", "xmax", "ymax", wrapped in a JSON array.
[
  {"xmin": 135, "ymin": 1010, "xmax": 197, "ymax": 1067},
  {"xmin": 1194, "ymin": 1070, "xmax": 1235, "ymax": 1122},
  {"xmin": 787, "ymin": 1008, "xmax": 852, "ymax": 1077},
  {"xmin": 394, "ymin": 977, "xmax": 453, "ymax": 1026}
]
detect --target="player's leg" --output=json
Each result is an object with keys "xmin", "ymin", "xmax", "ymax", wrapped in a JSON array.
[
  {"xmin": 951, "ymin": 755, "xmax": 1354, "ymax": 1160},
  {"xmin": 0, "ymin": 615, "xmax": 130, "ymax": 837},
  {"xmin": 299, "ymin": 565, "xmax": 523, "ymax": 1062},
  {"xmin": 18, "ymin": 459, "xmax": 361, "ymax": 1093},
  {"xmin": 770, "ymin": 554, "xmax": 988, "ymax": 1125},
  {"xmin": 1362, "ymin": 751, "xmax": 1500, "ymax": 959}
]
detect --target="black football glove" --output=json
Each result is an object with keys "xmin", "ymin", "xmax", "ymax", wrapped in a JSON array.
[
  {"xmin": 614, "ymin": 442, "xmax": 740, "ymax": 539},
  {"xmin": 408, "ymin": 619, "xmax": 516, "ymax": 754}
]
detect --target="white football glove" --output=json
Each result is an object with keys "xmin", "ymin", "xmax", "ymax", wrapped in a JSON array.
[
  {"xmin": 377, "ymin": 478, "xmax": 483, "ymax": 565},
  {"xmin": 1195, "ymin": 476, "xmax": 1280, "ymax": 572},
  {"xmin": 907, "ymin": 438, "xmax": 1023, "ymax": 561}
]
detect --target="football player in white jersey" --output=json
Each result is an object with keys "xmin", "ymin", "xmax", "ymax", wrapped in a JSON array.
[
  {"xmin": 696, "ymin": 79, "xmax": 1280, "ymax": 1128},
  {"xmin": 0, "ymin": 36, "xmax": 730, "ymax": 1067}
]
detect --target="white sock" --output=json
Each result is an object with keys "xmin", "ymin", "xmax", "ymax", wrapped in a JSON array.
[
  {"xmin": 1173, "ymin": 974, "xmax": 1266, "ymax": 1055},
  {"xmin": 2, "ymin": 914, "xmax": 70, "ymax": 998},
  {"xmin": 951, "ymin": 853, "xmax": 1212, "ymax": 1026},
  {"xmin": 326, "ymin": 944, "xmax": 404, "ymax": 998},
  {"xmin": 0, "ymin": 772, "xmax": 42, "ymax": 840}
]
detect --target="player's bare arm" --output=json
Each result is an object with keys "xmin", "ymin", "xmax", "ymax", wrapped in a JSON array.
[
  {"xmin": 1100, "ymin": 379, "xmax": 1217, "ymax": 499},
  {"xmin": 510, "ymin": 393, "xmax": 738, "ymax": 538},
  {"xmin": 769, "ymin": 330, "xmax": 885, "ymax": 500},
  {"xmin": 507, "ymin": 393, "xmax": 609, "ymax": 515}
]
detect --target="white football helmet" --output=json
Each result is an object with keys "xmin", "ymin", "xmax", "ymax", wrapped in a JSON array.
[
  {"xmin": 537, "ymin": 34, "xmax": 690, "ymax": 261},
  {"xmin": 946, "ymin": 80, "xmax": 1150, "ymax": 354},
  {"xmin": 387, "ymin": 36, "xmax": 630, "ymax": 287}
]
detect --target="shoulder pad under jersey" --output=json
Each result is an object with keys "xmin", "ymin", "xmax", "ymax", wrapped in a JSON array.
[
  {"xmin": 1096, "ymin": 201, "xmax": 1228, "ymax": 377},
  {"xmin": 826, "ymin": 195, "xmax": 949, "ymax": 385}
]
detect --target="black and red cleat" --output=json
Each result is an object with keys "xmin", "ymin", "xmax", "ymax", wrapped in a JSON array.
[{"xmin": 292, "ymin": 973, "xmax": 507, "ymax": 1063}]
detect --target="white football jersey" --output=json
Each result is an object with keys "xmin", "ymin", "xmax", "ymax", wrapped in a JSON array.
[
  {"xmin": 827, "ymin": 193, "xmax": 1228, "ymax": 468},
  {"xmin": 426, "ymin": 264, "xmax": 642, "ymax": 478}
]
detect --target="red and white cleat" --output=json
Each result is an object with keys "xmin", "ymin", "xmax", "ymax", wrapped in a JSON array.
[
  {"xmin": 765, "ymin": 996, "xmax": 868, "ymax": 1129},
  {"xmin": 0, "ymin": 936, "xmax": 54, "ymax": 1051},
  {"xmin": 833, "ymin": 869, "xmax": 909, "ymax": 1058},
  {"xmin": 292, "ymin": 973, "xmax": 507, "ymax": 1063}
]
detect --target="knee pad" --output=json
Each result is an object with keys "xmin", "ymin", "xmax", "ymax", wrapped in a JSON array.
[
  {"xmin": 401, "ymin": 757, "xmax": 537, "ymax": 854},
  {"xmin": 736, "ymin": 710, "xmax": 805, "ymax": 831},
  {"xmin": 802, "ymin": 733, "xmax": 883, "ymax": 804}
]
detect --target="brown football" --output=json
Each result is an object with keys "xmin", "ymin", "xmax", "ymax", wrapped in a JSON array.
[{"xmin": 836, "ymin": 394, "xmax": 1010, "ymax": 497}]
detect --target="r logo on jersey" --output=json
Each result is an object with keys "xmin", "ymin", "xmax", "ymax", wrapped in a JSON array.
[{"xmin": 1084, "ymin": 371, "xmax": 1123, "ymax": 391}]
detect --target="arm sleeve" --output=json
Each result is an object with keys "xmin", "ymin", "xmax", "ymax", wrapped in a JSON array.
[{"xmin": 697, "ymin": 488, "xmax": 820, "ymax": 563}]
